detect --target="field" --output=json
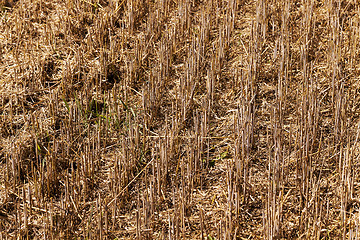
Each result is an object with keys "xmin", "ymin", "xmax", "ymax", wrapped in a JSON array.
[{"xmin": 1, "ymin": 0, "xmax": 360, "ymax": 239}]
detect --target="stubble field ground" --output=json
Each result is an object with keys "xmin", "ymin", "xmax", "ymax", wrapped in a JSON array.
[{"xmin": 1, "ymin": 0, "xmax": 360, "ymax": 239}]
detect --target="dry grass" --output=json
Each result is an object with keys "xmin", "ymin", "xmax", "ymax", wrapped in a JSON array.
[{"xmin": 1, "ymin": 0, "xmax": 360, "ymax": 239}]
